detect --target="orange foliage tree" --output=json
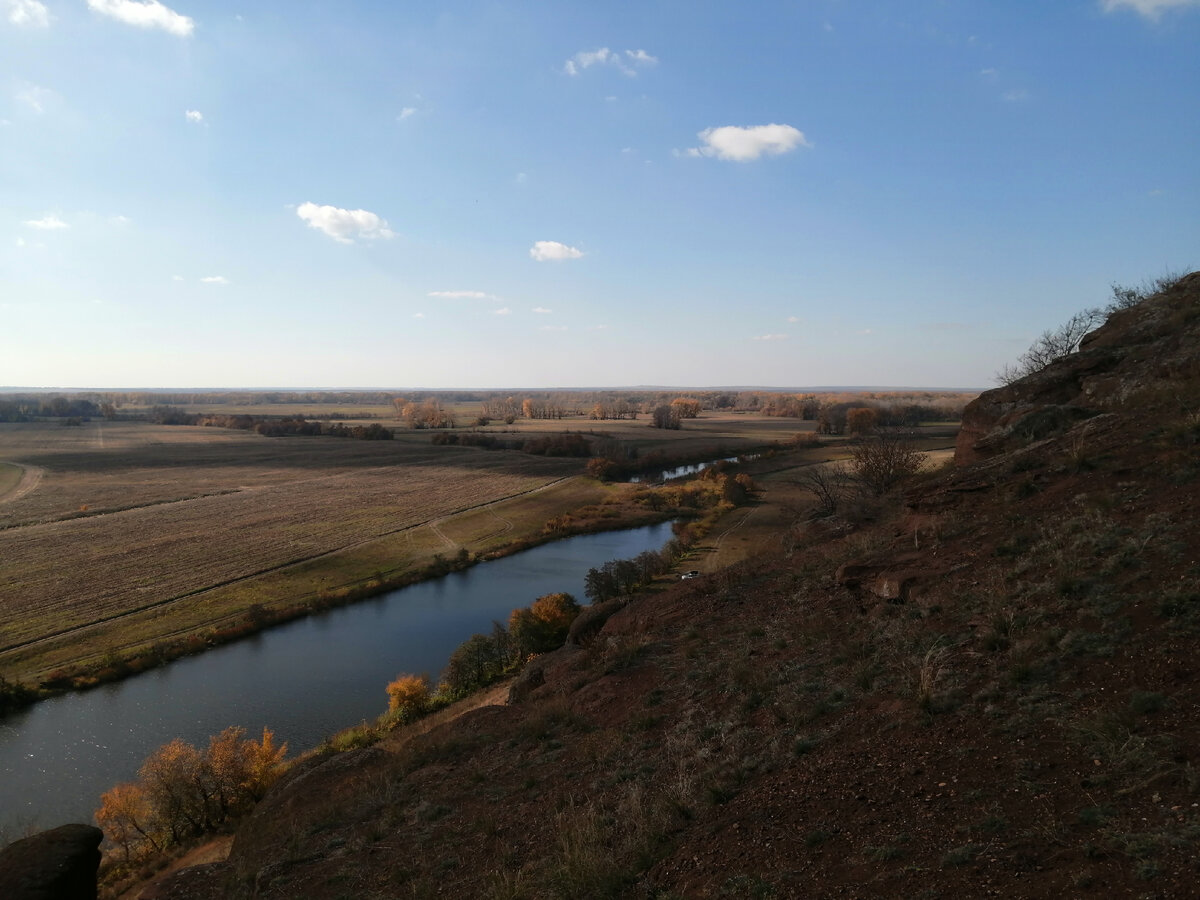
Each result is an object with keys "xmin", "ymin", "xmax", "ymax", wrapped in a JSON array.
[
  {"xmin": 386, "ymin": 674, "xmax": 431, "ymax": 720},
  {"xmin": 96, "ymin": 726, "xmax": 287, "ymax": 865}
]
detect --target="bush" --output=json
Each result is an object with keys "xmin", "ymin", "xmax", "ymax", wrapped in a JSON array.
[
  {"xmin": 386, "ymin": 674, "xmax": 431, "ymax": 720},
  {"xmin": 849, "ymin": 431, "xmax": 925, "ymax": 495}
]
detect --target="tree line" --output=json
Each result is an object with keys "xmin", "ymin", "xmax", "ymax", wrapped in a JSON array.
[{"xmin": 151, "ymin": 408, "xmax": 393, "ymax": 440}]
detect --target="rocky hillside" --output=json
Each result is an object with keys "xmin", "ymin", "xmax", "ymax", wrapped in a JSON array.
[{"xmin": 128, "ymin": 274, "xmax": 1199, "ymax": 898}]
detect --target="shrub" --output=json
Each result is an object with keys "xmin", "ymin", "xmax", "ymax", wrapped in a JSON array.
[
  {"xmin": 849, "ymin": 431, "xmax": 925, "ymax": 495},
  {"xmin": 386, "ymin": 674, "xmax": 432, "ymax": 720}
]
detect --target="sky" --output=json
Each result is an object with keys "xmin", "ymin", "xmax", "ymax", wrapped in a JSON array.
[{"xmin": 2, "ymin": 0, "xmax": 1198, "ymax": 390}]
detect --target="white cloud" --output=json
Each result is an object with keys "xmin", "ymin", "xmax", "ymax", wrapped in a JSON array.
[
  {"xmin": 530, "ymin": 240, "xmax": 583, "ymax": 261},
  {"xmin": 753, "ymin": 334, "xmax": 788, "ymax": 341},
  {"xmin": 531, "ymin": 306, "xmax": 553, "ymax": 314},
  {"xmin": 185, "ymin": 109, "xmax": 203, "ymax": 123},
  {"xmin": 539, "ymin": 324, "xmax": 568, "ymax": 332},
  {"xmin": 979, "ymin": 67, "xmax": 998, "ymax": 78},
  {"xmin": 413, "ymin": 312, "xmax": 425, "ymax": 319},
  {"xmin": 24, "ymin": 214, "xmax": 68, "ymax": 229},
  {"xmin": 687, "ymin": 124, "xmax": 811, "ymax": 161},
  {"xmin": 428, "ymin": 290, "xmax": 498, "ymax": 301},
  {"xmin": 86, "ymin": 0, "xmax": 194, "ymax": 36},
  {"xmin": 15, "ymin": 237, "xmax": 26, "ymax": 247},
  {"xmin": 398, "ymin": 107, "xmax": 417, "ymax": 120},
  {"xmin": 494, "ymin": 307, "xmax": 512, "ymax": 315},
  {"xmin": 787, "ymin": 316, "xmax": 800, "ymax": 323},
  {"xmin": 172, "ymin": 275, "xmax": 184, "ymax": 281},
  {"xmin": 515, "ymin": 172, "xmax": 528, "ymax": 185},
  {"xmin": 564, "ymin": 46, "xmax": 657, "ymax": 77},
  {"xmin": 588, "ymin": 324, "xmax": 608, "ymax": 331},
  {"xmin": 1001, "ymin": 89, "xmax": 1029, "ymax": 102},
  {"xmin": 7, "ymin": 0, "xmax": 49, "ymax": 27},
  {"xmin": 564, "ymin": 47, "xmax": 611, "ymax": 76},
  {"xmin": 200, "ymin": 275, "xmax": 228, "ymax": 285},
  {"xmin": 1101, "ymin": 0, "xmax": 1200, "ymax": 18},
  {"xmin": 296, "ymin": 202, "xmax": 394, "ymax": 243},
  {"xmin": 16, "ymin": 83, "xmax": 54, "ymax": 114}
]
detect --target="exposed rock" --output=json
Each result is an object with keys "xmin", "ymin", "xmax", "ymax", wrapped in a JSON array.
[
  {"xmin": 0, "ymin": 824, "xmax": 102, "ymax": 900},
  {"xmin": 567, "ymin": 597, "xmax": 624, "ymax": 647},
  {"xmin": 507, "ymin": 659, "xmax": 545, "ymax": 703},
  {"xmin": 957, "ymin": 272, "xmax": 1200, "ymax": 466}
]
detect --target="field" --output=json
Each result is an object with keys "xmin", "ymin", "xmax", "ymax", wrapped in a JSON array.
[
  {"xmin": 0, "ymin": 420, "xmax": 585, "ymax": 680},
  {"xmin": 0, "ymin": 406, "xmax": 960, "ymax": 685}
]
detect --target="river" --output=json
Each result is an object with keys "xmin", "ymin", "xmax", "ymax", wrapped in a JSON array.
[{"xmin": 0, "ymin": 522, "xmax": 673, "ymax": 839}]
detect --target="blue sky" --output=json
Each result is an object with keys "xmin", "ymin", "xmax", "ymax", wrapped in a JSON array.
[{"xmin": 2, "ymin": 0, "xmax": 1197, "ymax": 389}]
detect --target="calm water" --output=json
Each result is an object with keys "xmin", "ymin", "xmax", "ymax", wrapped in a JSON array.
[
  {"xmin": 0, "ymin": 522, "xmax": 673, "ymax": 839},
  {"xmin": 629, "ymin": 455, "xmax": 751, "ymax": 483}
]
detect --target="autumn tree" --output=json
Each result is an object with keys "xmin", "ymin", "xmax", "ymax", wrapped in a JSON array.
[
  {"xmin": 97, "ymin": 727, "xmax": 286, "ymax": 865},
  {"xmin": 849, "ymin": 431, "xmax": 925, "ymax": 494},
  {"xmin": 846, "ymin": 407, "xmax": 878, "ymax": 436},
  {"xmin": 651, "ymin": 404, "xmax": 681, "ymax": 429},
  {"xmin": 670, "ymin": 397, "xmax": 703, "ymax": 418},
  {"xmin": 386, "ymin": 674, "xmax": 431, "ymax": 720}
]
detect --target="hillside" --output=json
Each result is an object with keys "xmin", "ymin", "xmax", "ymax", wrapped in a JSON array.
[{"xmin": 127, "ymin": 274, "xmax": 1200, "ymax": 897}]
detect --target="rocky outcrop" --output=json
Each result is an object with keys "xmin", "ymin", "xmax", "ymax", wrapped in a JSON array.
[
  {"xmin": 0, "ymin": 824, "xmax": 103, "ymax": 900},
  {"xmin": 957, "ymin": 272, "xmax": 1200, "ymax": 466}
]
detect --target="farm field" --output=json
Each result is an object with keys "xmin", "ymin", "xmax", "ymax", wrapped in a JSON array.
[{"xmin": 0, "ymin": 420, "xmax": 581, "ymax": 680}]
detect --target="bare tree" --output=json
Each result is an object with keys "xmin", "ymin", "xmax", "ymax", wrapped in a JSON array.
[{"xmin": 848, "ymin": 431, "xmax": 925, "ymax": 495}]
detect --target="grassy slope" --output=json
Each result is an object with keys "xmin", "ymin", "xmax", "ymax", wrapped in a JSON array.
[{"xmin": 142, "ymin": 278, "xmax": 1200, "ymax": 898}]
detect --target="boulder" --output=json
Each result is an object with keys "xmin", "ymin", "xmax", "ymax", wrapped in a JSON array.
[{"xmin": 0, "ymin": 824, "xmax": 103, "ymax": 900}]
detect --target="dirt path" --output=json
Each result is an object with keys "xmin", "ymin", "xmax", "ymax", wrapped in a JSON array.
[{"xmin": 0, "ymin": 462, "xmax": 44, "ymax": 505}]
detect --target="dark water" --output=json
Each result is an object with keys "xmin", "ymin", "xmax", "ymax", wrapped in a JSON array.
[{"xmin": 0, "ymin": 522, "xmax": 673, "ymax": 839}]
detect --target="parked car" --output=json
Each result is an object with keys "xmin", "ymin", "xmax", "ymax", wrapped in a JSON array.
[{"xmin": 680, "ymin": 571, "xmax": 701, "ymax": 580}]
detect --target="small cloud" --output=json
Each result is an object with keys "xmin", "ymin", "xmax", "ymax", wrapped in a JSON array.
[
  {"xmin": 428, "ymin": 290, "xmax": 498, "ymax": 301},
  {"xmin": 15, "ymin": 236, "xmax": 26, "ymax": 247},
  {"xmin": 858, "ymin": 328, "xmax": 874, "ymax": 335},
  {"xmin": 1001, "ymin": 89, "xmax": 1029, "ymax": 102},
  {"xmin": 200, "ymin": 275, "xmax": 229, "ymax": 285},
  {"xmin": 563, "ymin": 47, "xmax": 612, "ymax": 76},
  {"xmin": 24, "ymin": 214, "xmax": 68, "ymax": 229},
  {"xmin": 621, "ymin": 147, "xmax": 634, "ymax": 154},
  {"xmin": 172, "ymin": 275, "xmax": 184, "ymax": 281},
  {"xmin": 398, "ymin": 107, "xmax": 417, "ymax": 120},
  {"xmin": 1148, "ymin": 187, "xmax": 1165, "ymax": 196},
  {"xmin": 539, "ymin": 324, "xmax": 568, "ymax": 332},
  {"xmin": 588, "ymin": 324, "xmax": 608, "ymax": 331},
  {"xmin": 753, "ymin": 334, "xmax": 788, "ymax": 341},
  {"xmin": 413, "ymin": 312, "xmax": 425, "ymax": 319},
  {"xmin": 16, "ymin": 83, "xmax": 54, "ymax": 114},
  {"xmin": 494, "ymin": 307, "xmax": 512, "ymax": 315},
  {"xmin": 685, "ymin": 124, "xmax": 811, "ymax": 161},
  {"xmin": 823, "ymin": 21, "xmax": 834, "ymax": 32},
  {"xmin": 86, "ymin": 0, "xmax": 194, "ymax": 36},
  {"xmin": 564, "ymin": 46, "xmax": 657, "ymax": 77},
  {"xmin": 296, "ymin": 201, "xmax": 394, "ymax": 243},
  {"xmin": 185, "ymin": 109, "xmax": 204, "ymax": 123},
  {"xmin": 979, "ymin": 67, "xmax": 998, "ymax": 78},
  {"xmin": 515, "ymin": 172, "xmax": 528, "ymax": 185},
  {"xmin": 1100, "ymin": 0, "xmax": 1200, "ymax": 19},
  {"xmin": 111, "ymin": 214, "xmax": 131, "ymax": 224},
  {"xmin": 7, "ymin": 0, "xmax": 50, "ymax": 27},
  {"xmin": 787, "ymin": 316, "xmax": 800, "ymax": 323},
  {"xmin": 530, "ymin": 240, "xmax": 583, "ymax": 261},
  {"xmin": 531, "ymin": 306, "xmax": 553, "ymax": 314}
]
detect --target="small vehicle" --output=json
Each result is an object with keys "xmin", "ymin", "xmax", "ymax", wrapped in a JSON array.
[{"xmin": 680, "ymin": 571, "xmax": 701, "ymax": 580}]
